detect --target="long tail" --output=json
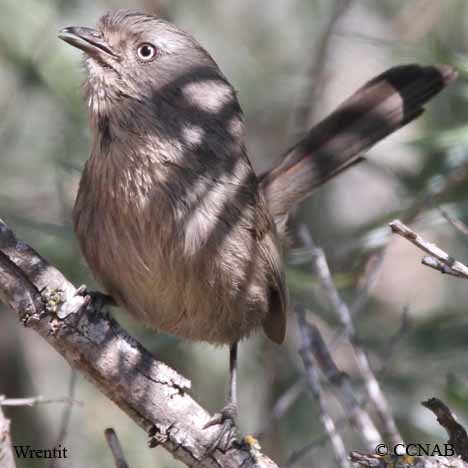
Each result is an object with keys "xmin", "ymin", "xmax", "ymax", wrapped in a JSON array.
[{"xmin": 260, "ymin": 64, "xmax": 457, "ymax": 221}]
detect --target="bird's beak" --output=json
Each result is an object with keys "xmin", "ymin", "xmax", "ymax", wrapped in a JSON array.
[{"xmin": 58, "ymin": 26, "xmax": 116, "ymax": 59}]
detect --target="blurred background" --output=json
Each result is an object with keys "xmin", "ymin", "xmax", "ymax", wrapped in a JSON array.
[{"xmin": 1, "ymin": 0, "xmax": 468, "ymax": 467}]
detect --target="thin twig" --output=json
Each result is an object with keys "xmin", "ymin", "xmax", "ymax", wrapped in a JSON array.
[
  {"xmin": 105, "ymin": 428, "xmax": 130, "ymax": 468},
  {"xmin": 295, "ymin": 305, "xmax": 350, "ymax": 468},
  {"xmin": 422, "ymin": 256, "xmax": 465, "ymax": 277},
  {"xmin": 299, "ymin": 224, "xmax": 402, "ymax": 446},
  {"xmin": 49, "ymin": 370, "xmax": 77, "ymax": 468},
  {"xmin": 297, "ymin": 309, "xmax": 381, "ymax": 451},
  {"xmin": 0, "ymin": 395, "xmax": 82, "ymax": 407},
  {"xmin": 389, "ymin": 219, "xmax": 468, "ymax": 279},
  {"xmin": 299, "ymin": 225, "xmax": 354, "ymax": 334},
  {"xmin": 293, "ymin": 307, "xmax": 409, "ymax": 465}
]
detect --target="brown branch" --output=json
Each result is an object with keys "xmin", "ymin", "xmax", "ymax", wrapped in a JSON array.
[
  {"xmin": 422, "ymin": 397, "xmax": 468, "ymax": 462},
  {"xmin": 0, "ymin": 219, "xmax": 278, "ymax": 468},
  {"xmin": 0, "ymin": 406, "xmax": 16, "ymax": 468},
  {"xmin": 389, "ymin": 219, "xmax": 468, "ymax": 279}
]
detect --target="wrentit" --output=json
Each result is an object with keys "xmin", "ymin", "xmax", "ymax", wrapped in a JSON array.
[{"xmin": 58, "ymin": 10, "xmax": 455, "ymax": 450}]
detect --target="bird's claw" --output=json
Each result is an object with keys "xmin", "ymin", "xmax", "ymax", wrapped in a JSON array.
[
  {"xmin": 74, "ymin": 285, "xmax": 115, "ymax": 314},
  {"xmin": 203, "ymin": 403, "xmax": 238, "ymax": 453}
]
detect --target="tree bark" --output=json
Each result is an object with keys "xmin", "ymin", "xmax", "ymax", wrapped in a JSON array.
[{"xmin": 0, "ymin": 218, "xmax": 278, "ymax": 468}]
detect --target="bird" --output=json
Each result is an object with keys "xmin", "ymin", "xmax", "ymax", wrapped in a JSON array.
[{"xmin": 58, "ymin": 9, "xmax": 455, "ymax": 451}]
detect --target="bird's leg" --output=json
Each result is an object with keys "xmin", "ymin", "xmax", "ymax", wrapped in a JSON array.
[{"xmin": 203, "ymin": 342, "xmax": 239, "ymax": 452}]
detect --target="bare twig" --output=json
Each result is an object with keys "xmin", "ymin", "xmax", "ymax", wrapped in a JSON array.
[
  {"xmin": 422, "ymin": 397, "xmax": 468, "ymax": 462},
  {"xmin": 0, "ymin": 406, "xmax": 16, "ymax": 468},
  {"xmin": 389, "ymin": 219, "xmax": 468, "ymax": 279},
  {"xmin": 49, "ymin": 370, "xmax": 77, "ymax": 468},
  {"xmin": 421, "ymin": 256, "xmax": 465, "ymax": 278},
  {"xmin": 0, "ymin": 219, "xmax": 278, "ymax": 468},
  {"xmin": 295, "ymin": 305, "xmax": 350, "ymax": 468},
  {"xmin": 297, "ymin": 307, "xmax": 380, "ymax": 452},
  {"xmin": 298, "ymin": 224, "xmax": 401, "ymax": 445},
  {"xmin": 0, "ymin": 396, "xmax": 82, "ymax": 407},
  {"xmin": 105, "ymin": 428, "xmax": 130, "ymax": 468},
  {"xmin": 299, "ymin": 225, "xmax": 354, "ymax": 334}
]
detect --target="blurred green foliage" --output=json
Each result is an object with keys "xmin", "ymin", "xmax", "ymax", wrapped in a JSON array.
[{"xmin": 2, "ymin": 1, "xmax": 468, "ymax": 467}]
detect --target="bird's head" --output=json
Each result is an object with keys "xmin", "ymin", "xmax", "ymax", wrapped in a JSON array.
[{"xmin": 59, "ymin": 10, "xmax": 235, "ymax": 118}]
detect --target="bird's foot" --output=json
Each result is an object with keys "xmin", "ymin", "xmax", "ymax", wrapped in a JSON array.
[
  {"xmin": 147, "ymin": 424, "xmax": 166, "ymax": 448},
  {"xmin": 75, "ymin": 285, "xmax": 116, "ymax": 314},
  {"xmin": 203, "ymin": 402, "xmax": 238, "ymax": 453}
]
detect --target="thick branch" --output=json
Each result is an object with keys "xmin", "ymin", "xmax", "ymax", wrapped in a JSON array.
[{"xmin": 0, "ymin": 219, "xmax": 277, "ymax": 468}]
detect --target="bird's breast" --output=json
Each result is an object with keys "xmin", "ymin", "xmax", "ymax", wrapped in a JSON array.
[{"xmin": 73, "ymin": 144, "xmax": 274, "ymax": 344}]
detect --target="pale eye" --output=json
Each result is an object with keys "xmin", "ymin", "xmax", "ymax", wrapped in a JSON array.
[{"xmin": 136, "ymin": 43, "xmax": 157, "ymax": 61}]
